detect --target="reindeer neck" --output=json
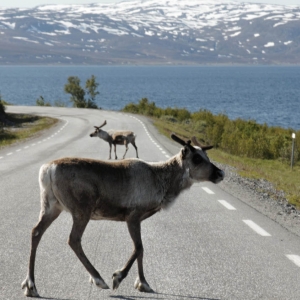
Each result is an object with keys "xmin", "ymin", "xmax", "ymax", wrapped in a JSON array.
[
  {"xmin": 99, "ymin": 130, "xmax": 110, "ymax": 141},
  {"xmin": 152, "ymin": 155, "xmax": 193, "ymax": 208}
]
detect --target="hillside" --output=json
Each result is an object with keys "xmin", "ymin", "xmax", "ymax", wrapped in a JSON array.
[{"xmin": 0, "ymin": 0, "xmax": 299, "ymax": 65}]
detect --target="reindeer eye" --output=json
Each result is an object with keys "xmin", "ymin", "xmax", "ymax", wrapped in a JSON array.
[{"xmin": 192, "ymin": 154, "xmax": 202, "ymax": 165}]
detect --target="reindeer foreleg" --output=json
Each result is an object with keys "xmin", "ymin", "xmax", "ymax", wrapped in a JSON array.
[
  {"xmin": 122, "ymin": 142, "xmax": 129, "ymax": 159},
  {"xmin": 68, "ymin": 215, "xmax": 109, "ymax": 290},
  {"xmin": 112, "ymin": 219, "xmax": 154, "ymax": 292},
  {"xmin": 114, "ymin": 144, "xmax": 118, "ymax": 160},
  {"xmin": 108, "ymin": 143, "xmax": 112, "ymax": 160},
  {"xmin": 131, "ymin": 141, "xmax": 139, "ymax": 159}
]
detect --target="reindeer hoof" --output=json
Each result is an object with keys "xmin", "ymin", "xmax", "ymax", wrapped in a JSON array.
[
  {"xmin": 89, "ymin": 276, "xmax": 109, "ymax": 289},
  {"xmin": 134, "ymin": 277, "xmax": 154, "ymax": 293},
  {"xmin": 112, "ymin": 270, "xmax": 123, "ymax": 290},
  {"xmin": 21, "ymin": 277, "xmax": 39, "ymax": 297}
]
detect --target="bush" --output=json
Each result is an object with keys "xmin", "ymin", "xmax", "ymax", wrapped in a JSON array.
[
  {"xmin": 122, "ymin": 99, "xmax": 300, "ymax": 163},
  {"xmin": 36, "ymin": 96, "xmax": 51, "ymax": 106}
]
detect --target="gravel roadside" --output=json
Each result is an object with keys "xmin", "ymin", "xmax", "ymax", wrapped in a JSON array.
[{"xmin": 217, "ymin": 162, "xmax": 300, "ymax": 237}]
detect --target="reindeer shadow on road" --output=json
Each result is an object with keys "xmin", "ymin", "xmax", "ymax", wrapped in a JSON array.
[{"xmin": 110, "ymin": 292, "xmax": 221, "ymax": 300}]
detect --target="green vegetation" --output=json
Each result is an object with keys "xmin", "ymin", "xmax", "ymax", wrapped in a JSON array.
[
  {"xmin": 36, "ymin": 96, "xmax": 51, "ymax": 107},
  {"xmin": 36, "ymin": 96, "xmax": 67, "ymax": 107},
  {"xmin": 0, "ymin": 113, "xmax": 57, "ymax": 148},
  {"xmin": 64, "ymin": 75, "xmax": 99, "ymax": 108},
  {"xmin": 36, "ymin": 75, "xmax": 100, "ymax": 108},
  {"xmin": 123, "ymin": 98, "xmax": 300, "ymax": 207}
]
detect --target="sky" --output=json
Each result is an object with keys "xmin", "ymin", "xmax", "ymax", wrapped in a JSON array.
[{"xmin": 1, "ymin": 0, "xmax": 299, "ymax": 8}]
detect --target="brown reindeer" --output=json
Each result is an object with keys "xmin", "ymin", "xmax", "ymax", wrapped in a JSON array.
[
  {"xmin": 21, "ymin": 134, "xmax": 224, "ymax": 297},
  {"xmin": 89, "ymin": 120, "xmax": 138, "ymax": 159}
]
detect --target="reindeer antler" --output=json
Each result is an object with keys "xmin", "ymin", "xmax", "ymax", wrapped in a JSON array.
[
  {"xmin": 98, "ymin": 120, "xmax": 107, "ymax": 129},
  {"xmin": 171, "ymin": 133, "xmax": 194, "ymax": 150},
  {"xmin": 191, "ymin": 136, "xmax": 202, "ymax": 147},
  {"xmin": 191, "ymin": 136, "xmax": 213, "ymax": 151}
]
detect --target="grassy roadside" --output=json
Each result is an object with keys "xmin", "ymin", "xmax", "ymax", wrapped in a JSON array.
[
  {"xmin": 0, "ymin": 113, "xmax": 58, "ymax": 148},
  {"xmin": 152, "ymin": 117, "xmax": 300, "ymax": 209}
]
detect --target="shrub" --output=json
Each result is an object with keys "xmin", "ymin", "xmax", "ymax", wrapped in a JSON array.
[
  {"xmin": 36, "ymin": 96, "xmax": 51, "ymax": 107},
  {"xmin": 122, "ymin": 100, "xmax": 299, "ymax": 163}
]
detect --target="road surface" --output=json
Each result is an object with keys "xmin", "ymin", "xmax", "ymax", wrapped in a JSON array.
[{"xmin": 1, "ymin": 106, "xmax": 300, "ymax": 300}]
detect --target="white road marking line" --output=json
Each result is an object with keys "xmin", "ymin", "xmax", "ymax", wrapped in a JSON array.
[
  {"xmin": 0, "ymin": 156, "xmax": 3, "ymax": 159},
  {"xmin": 134, "ymin": 116, "xmax": 170, "ymax": 158},
  {"xmin": 202, "ymin": 187, "xmax": 215, "ymax": 194},
  {"xmin": 31, "ymin": 143, "xmax": 36, "ymax": 146},
  {"xmin": 24, "ymin": 146, "xmax": 29, "ymax": 149},
  {"xmin": 218, "ymin": 200, "xmax": 236, "ymax": 210},
  {"xmin": 16, "ymin": 149, "xmax": 21, "ymax": 152},
  {"xmin": 286, "ymin": 255, "xmax": 300, "ymax": 267},
  {"xmin": 7, "ymin": 152, "xmax": 13, "ymax": 156},
  {"xmin": 243, "ymin": 220, "xmax": 271, "ymax": 236}
]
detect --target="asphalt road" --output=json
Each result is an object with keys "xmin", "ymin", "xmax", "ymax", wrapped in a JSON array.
[{"xmin": 1, "ymin": 106, "xmax": 300, "ymax": 300}]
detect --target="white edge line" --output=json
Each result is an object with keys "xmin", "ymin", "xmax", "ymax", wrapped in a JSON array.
[
  {"xmin": 286, "ymin": 255, "xmax": 300, "ymax": 267},
  {"xmin": 243, "ymin": 220, "xmax": 271, "ymax": 236},
  {"xmin": 202, "ymin": 187, "xmax": 215, "ymax": 194},
  {"xmin": 218, "ymin": 200, "xmax": 236, "ymax": 210}
]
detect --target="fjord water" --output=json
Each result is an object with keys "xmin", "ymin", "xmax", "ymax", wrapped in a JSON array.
[{"xmin": 0, "ymin": 65, "xmax": 299, "ymax": 130}]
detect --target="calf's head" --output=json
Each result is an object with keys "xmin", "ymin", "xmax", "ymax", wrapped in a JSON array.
[{"xmin": 171, "ymin": 134, "xmax": 224, "ymax": 184}]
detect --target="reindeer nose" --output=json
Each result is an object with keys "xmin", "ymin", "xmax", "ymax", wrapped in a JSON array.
[
  {"xmin": 218, "ymin": 169, "xmax": 225, "ymax": 180},
  {"xmin": 89, "ymin": 134, "xmax": 93, "ymax": 137}
]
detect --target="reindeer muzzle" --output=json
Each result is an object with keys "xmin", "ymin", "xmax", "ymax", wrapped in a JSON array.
[{"xmin": 211, "ymin": 168, "xmax": 225, "ymax": 184}]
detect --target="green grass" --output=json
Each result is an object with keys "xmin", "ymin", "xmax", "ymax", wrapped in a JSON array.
[
  {"xmin": 0, "ymin": 113, "xmax": 58, "ymax": 148},
  {"xmin": 153, "ymin": 118, "xmax": 300, "ymax": 208}
]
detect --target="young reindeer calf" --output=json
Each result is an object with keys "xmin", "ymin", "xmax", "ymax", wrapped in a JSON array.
[
  {"xmin": 89, "ymin": 120, "xmax": 138, "ymax": 159},
  {"xmin": 21, "ymin": 134, "xmax": 224, "ymax": 297}
]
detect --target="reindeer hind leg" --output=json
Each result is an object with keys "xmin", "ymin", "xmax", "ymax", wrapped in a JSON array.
[{"xmin": 22, "ymin": 192, "xmax": 62, "ymax": 297}]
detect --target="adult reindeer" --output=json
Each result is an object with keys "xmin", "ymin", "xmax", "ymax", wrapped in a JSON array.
[
  {"xmin": 89, "ymin": 120, "xmax": 138, "ymax": 159},
  {"xmin": 21, "ymin": 134, "xmax": 224, "ymax": 297}
]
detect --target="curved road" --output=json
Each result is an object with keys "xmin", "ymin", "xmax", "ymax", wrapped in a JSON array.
[{"xmin": 1, "ymin": 106, "xmax": 300, "ymax": 300}]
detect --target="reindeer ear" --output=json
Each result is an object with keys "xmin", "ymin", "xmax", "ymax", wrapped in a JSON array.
[{"xmin": 181, "ymin": 147, "xmax": 188, "ymax": 159}]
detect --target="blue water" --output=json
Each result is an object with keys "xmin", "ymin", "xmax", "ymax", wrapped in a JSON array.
[{"xmin": 0, "ymin": 65, "xmax": 299, "ymax": 130}]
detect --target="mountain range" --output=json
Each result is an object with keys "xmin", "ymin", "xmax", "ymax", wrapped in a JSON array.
[{"xmin": 0, "ymin": 0, "xmax": 300, "ymax": 65}]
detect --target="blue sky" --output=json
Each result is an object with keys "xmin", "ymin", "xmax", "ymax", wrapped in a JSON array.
[{"xmin": 1, "ymin": 0, "xmax": 299, "ymax": 8}]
